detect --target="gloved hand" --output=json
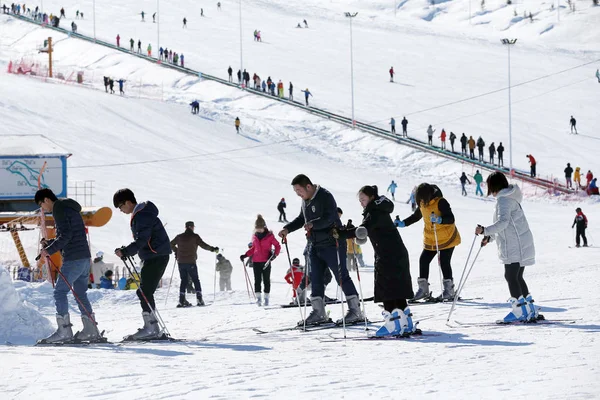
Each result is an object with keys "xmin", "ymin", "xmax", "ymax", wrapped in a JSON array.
[
  {"xmin": 355, "ymin": 226, "xmax": 368, "ymax": 240},
  {"xmin": 356, "ymin": 237, "xmax": 368, "ymax": 245},
  {"xmin": 240, "ymin": 254, "xmax": 247, "ymax": 262},
  {"xmin": 481, "ymin": 236, "xmax": 490, "ymax": 247},
  {"xmin": 213, "ymin": 247, "xmax": 220, "ymax": 253},
  {"xmin": 396, "ymin": 221, "xmax": 405, "ymax": 228},
  {"xmin": 430, "ymin": 214, "xmax": 442, "ymax": 224},
  {"xmin": 475, "ymin": 225, "xmax": 485, "ymax": 235}
]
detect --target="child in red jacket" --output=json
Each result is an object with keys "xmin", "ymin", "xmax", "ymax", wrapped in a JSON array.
[
  {"xmin": 285, "ymin": 258, "xmax": 304, "ymax": 304},
  {"xmin": 240, "ymin": 215, "xmax": 281, "ymax": 306}
]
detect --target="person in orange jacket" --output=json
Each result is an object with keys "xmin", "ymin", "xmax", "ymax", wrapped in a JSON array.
[
  {"xmin": 574, "ymin": 167, "xmax": 581, "ymax": 189},
  {"xmin": 586, "ymin": 170, "xmax": 593, "ymax": 188},
  {"xmin": 284, "ymin": 258, "xmax": 304, "ymax": 303},
  {"xmin": 439, "ymin": 129, "xmax": 447, "ymax": 150}
]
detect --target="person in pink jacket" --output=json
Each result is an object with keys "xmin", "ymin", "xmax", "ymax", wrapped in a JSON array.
[{"xmin": 240, "ymin": 214, "xmax": 281, "ymax": 306}]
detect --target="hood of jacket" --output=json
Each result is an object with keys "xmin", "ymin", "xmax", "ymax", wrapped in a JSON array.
[
  {"xmin": 496, "ymin": 184, "xmax": 523, "ymax": 203},
  {"xmin": 133, "ymin": 201, "xmax": 159, "ymax": 220},
  {"xmin": 53, "ymin": 198, "xmax": 82, "ymax": 219},
  {"xmin": 364, "ymin": 196, "xmax": 394, "ymax": 216}
]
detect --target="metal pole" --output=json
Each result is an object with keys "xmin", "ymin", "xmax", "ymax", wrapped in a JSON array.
[
  {"xmin": 239, "ymin": 0, "xmax": 243, "ymax": 88},
  {"xmin": 157, "ymin": 0, "xmax": 160, "ymax": 53},
  {"xmin": 394, "ymin": 0, "xmax": 397, "ymax": 17},
  {"xmin": 350, "ymin": 17, "xmax": 355, "ymax": 128},
  {"xmin": 508, "ymin": 43, "xmax": 513, "ymax": 173},
  {"xmin": 93, "ymin": 0, "xmax": 96, "ymax": 42}
]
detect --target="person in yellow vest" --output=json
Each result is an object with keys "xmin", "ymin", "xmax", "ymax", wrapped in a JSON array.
[
  {"xmin": 345, "ymin": 219, "xmax": 365, "ymax": 271},
  {"xmin": 398, "ymin": 183, "xmax": 461, "ymax": 301},
  {"xmin": 573, "ymin": 167, "xmax": 581, "ymax": 190},
  {"xmin": 235, "ymin": 117, "xmax": 241, "ymax": 133}
]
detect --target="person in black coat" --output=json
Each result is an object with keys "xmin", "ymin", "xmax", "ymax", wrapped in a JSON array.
[
  {"xmin": 476, "ymin": 137, "xmax": 485, "ymax": 162},
  {"xmin": 449, "ymin": 132, "xmax": 457, "ymax": 152},
  {"xmin": 460, "ymin": 133, "xmax": 468, "ymax": 156},
  {"xmin": 277, "ymin": 198, "xmax": 287, "ymax": 222},
  {"xmin": 497, "ymin": 142, "xmax": 505, "ymax": 167},
  {"xmin": 564, "ymin": 163, "xmax": 574, "ymax": 189},
  {"xmin": 342, "ymin": 185, "xmax": 416, "ymax": 337}
]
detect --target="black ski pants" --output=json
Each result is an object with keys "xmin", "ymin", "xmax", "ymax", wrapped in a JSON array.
[
  {"xmin": 498, "ymin": 153, "xmax": 504, "ymax": 166},
  {"xmin": 138, "ymin": 255, "xmax": 169, "ymax": 312},
  {"xmin": 469, "ymin": 149, "xmax": 475, "ymax": 159},
  {"xmin": 383, "ymin": 298, "xmax": 408, "ymax": 313},
  {"xmin": 178, "ymin": 263, "xmax": 202, "ymax": 298},
  {"xmin": 253, "ymin": 262, "xmax": 271, "ymax": 293},
  {"xmin": 576, "ymin": 227, "xmax": 588, "ymax": 246},
  {"xmin": 419, "ymin": 247, "xmax": 454, "ymax": 280},
  {"xmin": 504, "ymin": 263, "xmax": 529, "ymax": 298},
  {"xmin": 278, "ymin": 209, "xmax": 286, "ymax": 222}
]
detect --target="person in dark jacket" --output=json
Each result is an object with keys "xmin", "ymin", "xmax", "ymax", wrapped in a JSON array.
[
  {"xmin": 449, "ymin": 132, "xmax": 457, "ymax": 152},
  {"xmin": 564, "ymin": 163, "xmax": 574, "ymax": 189},
  {"xmin": 342, "ymin": 185, "xmax": 416, "ymax": 337},
  {"xmin": 36, "ymin": 188, "xmax": 101, "ymax": 343},
  {"xmin": 401, "ymin": 117, "xmax": 408, "ymax": 137},
  {"xmin": 497, "ymin": 142, "xmax": 505, "ymax": 167},
  {"xmin": 489, "ymin": 142, "xmax": 496, "ymax": 164},
  {"xmin": 460, "ymin": 133, "xmax": 468, "ymax": 156},
  {"xmin": 572, "ymin": 208, "xmax": 588, "ymax": 247},
  {"xmin": 100, "ymin": 270, "xmax": 114, "ymax": 289},
  {"xmin": 277, "ymin": 198, "xmax": 287, "ymax": 222},
  {"xmin": 114, "ymin": 188, "xmax": 171, "ymax": 340},
  {"xmin": 460, "ymin": 172, "xmax": 471, "ymax": 196},
  {"xmin": 237, "ymin": 69, "xmax": 241, "ymax": 84},
  {"xmin": 228, "ymin": 66, "xmax": 233, "ymax": 82},
  {"xmin": 476, "ymin": 137, "xmax": 485, "ymax": 162},
  {"xmin": 170, "ymin": 221, "xmax": 219, "ymax": 307},
  {"xmin": 279, "ymin": 174, "xmax": 362, "ymax": 326}
]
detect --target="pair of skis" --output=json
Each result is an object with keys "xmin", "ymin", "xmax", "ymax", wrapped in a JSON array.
[{"xmin": 253, "ymin": 319, "xmax": 381, "ymax": 335}]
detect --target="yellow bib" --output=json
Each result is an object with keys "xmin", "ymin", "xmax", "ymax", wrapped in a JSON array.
[{"xmin": 419, "ymin": 197, "xmax": 461, "ymax": 251}]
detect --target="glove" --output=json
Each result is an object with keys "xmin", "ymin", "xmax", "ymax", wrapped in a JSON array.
[
  {"xmin": 240, "ymin": 254, "xmax": 247, "ymax": 262},
  {"xmin": 213, "ymin": 247, "xmax": 220, "ymax": 253},
  {"xmin": 481, "ymin": 236, "xmax": 491, "ymax": 247},
  {"xmin": 355, "ymin": 226, "xmax": 368, "ymax": 240},
  {"xmin": 397, "ymin": 221, "xmax": 405, "ymax": 228},
  {"xmin": 430, "ymin": 214, "xmax": 442, "ymax": 224},
  {"xmin": 356, "ymin": 237, "xmax": 368, "ymax": 245}
]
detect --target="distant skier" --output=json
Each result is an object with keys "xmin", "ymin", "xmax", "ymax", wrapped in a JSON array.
[
  {"xmin": 564, "ymin": 163, "xmax": 573, "ymax": 189},
  {"xmin": 390, "ymin": 117, "xmax": 396, "ymax": 134},
  {"xmin": 301, "ymin": 88, "xmax": 312, "ymax": 106},
  {"xmin": 406, "ymin": 186, "xmax": 417, "ymax": 212},
  {"xmin": 190, "ymin": 100, "xmax": 199, "ymax": 114},
  {"xmin": 387, "ymin": 180, "xmax": 398, "ymax": 201},
  {"xmin": 574, "ymin": 167, "xmax": 581, "ymax": 189},
  {"xmin": 476, "ymin": 136, "xmax": 485, "ymax": 162},
  {"xmin": 170, "ymin": 221, "xmax": 219, "ymax": 307},
  {"xmin": 489, "ymin": 142, "xmax": 496, "ymax": 164},
  {"xmin": 277, "ymin": 80, "xmax": 284, "ymax": 98},
  {"xmin": 389, "ymin": 66, "xmax": 394, "ymax": 82},
  {"xmin": 449, "ymin": 132, "xmax": 456, "ymax": 152},
  {"xmin": 460, "ymin": 172, "xmax": 471, "ymax": 196},
  {"xmin": 147, "ymin": 43, "xmax": 152, "ymax": 57},
  {"xmin": 572, "ymin": 208, "xmax": 588, "ymax": 247},
  {"xmin": 401, "ymin": 117, "xmax": 408, "ymax": 137},
  {"xmin": 460, "ymin": 133, "xmax": 468, "ymax": 156},
  {"xmin": 235, "ymin": 117, "xmax": 240, "ymax": 133},
  {"xmin": 116, "ymin": 34, "xmax": 120, "ymax": 47},
  {"xmin": 108, "ymin": 78, "xmax": 115, "ymax": 94},
  {"xmin": 476, "ymin": 172, "xmax": 539, "ymax": 323},
  {"xmin": 141, "ymin": 11, "xmax": 145, "ymax": 21},
  {"xmin": 201, "ymin": 8, "xmax": 204, "ymax": 17},
  {"xmin": 439, "ymin": 129, "xmax": 446, "ymax": 150},
  {"xmin": 103, "ymin": 76, "xmax": 109, "ymax": 92},
  {"xmin": 570, "ymin": 115, "xmax": 577, "ymax": 134},
  {"xmin": 117, "ymin": 79, "xmax": 125, "ymax": 95},
  {"xmin": 596, "ymin": 69, "xmax": 600, "ymax": 83},
  {"xmin": 129, "ymin": 38, "xmax": 134, "ymax": 51},
  {"xmin": 497, "ymin": 142, "xmax": 505, "ymax": 167},
  {"xmin": 183, "ymin": 17, "xmax": 187, "ymax": 28},
  {"xmin": 180, "ymin": 54, "xmax": 184, "ymax": 67},
  {"xmin": 277, "ymin": 198, "xmax": 287, "ymax": 222},
  {"xmin": 426, "ymin": 125, "xmax": 435, "ymax": 145},
  {"xmin": 237, "ymin": 69, "xmax": 241, "ymax": 84},
  {"xmin": 137, "ymin": 40, "xmax": 141, "ymax": 54},
  {"xmin": 261, "ymin": 80, "xmax": 266, "ymax": 92},
  {"xmin": 285, "ymin": 258, "xmax": 304, "ymax": 302},
  {"xmin": 217, "ymin": 2, "xmax": 222, "ymax": 11},
  {"xmin": 304, "ymin": 19, "xmax": 308, "ymax": 28},
  {"xmin": 153, "ymin": 12, "xmax": 156, "ymax": 23},
  {"xmin": 60, "ymin": 7, "xmax": 65, "ymax": 18},
  {"xmin": 468, "ymin": 136, "xmax": 476, "ymax": 160},
  {"xmin": 526, "ymin": 154, "xmax": 536, "ymax": 177},
  {"xmin": 289, "ymin": 82, "xmax": 294, "ymax": 100},
  {"xmin": 215, "ymin": 254, "xmax": 233, "ymax": 291},
  {"xmin": 228, "ymin": 66, "xmax": 233, "ymax": 82}
]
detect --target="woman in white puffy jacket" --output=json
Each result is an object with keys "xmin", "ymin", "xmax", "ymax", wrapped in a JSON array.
[{"xmin": 475, "ymin": 172, "xmax": 539, "ymax": 323}]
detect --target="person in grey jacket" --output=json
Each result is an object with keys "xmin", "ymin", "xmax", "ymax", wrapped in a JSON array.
[{"xmin": 475, "ymin": 172, "xmax": 539, "ymax": 323}]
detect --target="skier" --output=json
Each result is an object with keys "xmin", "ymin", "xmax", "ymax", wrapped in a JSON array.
[
  {"xmin": 180, "ymin": 54, "xmax": 184, "ymax": 67},
  {"xmin": 489, "ymin": 142, "xmax": 496, "ymax": 164},
  {"xmin": 439, "ymin": 129, "xmax": 446, "ymax": 150},
  {"xmin": 449, "ymin": 132, "xmax": 457, "ymax": 152},
  {"xmin": 201, "ymin": 8, "xmax": 204, "ymax": 16},
  {"xmin": 60, "ymin": 7, "xmax": 65, "ymax": 17},
  {"xmin": 574, "ymin": 167, "xmax": 581, "ymax": 189},
  {"xmin": 170, "ymin": 221, "xmax": 219, "ymax": 307},
  {"xmin": 526, "ymin": 154, "xmax": 536, "ymax": 178},
  {"xmin": 147, "ymin": 43, "xmax": 152, "ymax": 57},
  {"xmin": 217, "ymin": 2, "xmax": 222, "ymax": 11},
  {"xmin": 159, "ymin": 47, "xmax": 164, "ymax": 60},
  {"xmin": 426, "ymin": 125, "xmax": 435, "ymax": 145},
  {"xmin": 476, "ymin": 172, "xmax": 539, "ymax": 322},
  {"xmin": 570, "ymin": 115, "xmax": 577, "ymax": 134},
  {"xmin": 304, "ymin": 19, "xmax": 308, "ymax": 28},
  {"xmin": 129, "ymin": 38, "xmax": 134, "ymax": 51},
  {"xmin": 108, "ymin": 78, "xmax": 114, "ymax": 94},
  {"xmin": 261, "ymin": 80, "xmax": 266, "ymax": 92},
  {"xmin": 228, "ymin": 66, "xmax": 233, "ymax": 82},
  {"xmin": 572, "ymin": 208, "xmax": 588, "ymax": 247},
  {"xmin": 35, "ymin": 188, "xmax": 102, "ymax": 343},
  {"xmin": 460, "ymin": 133, "xmax": 468, "ymax": 156},
  {"xmin": 141, "ymin": 11, "xmax": 145, "ymax": 21},
  {"xmin": 137, "ymin": 40, "xmax": 141, "ymax": 54},
  {"xmin": 588, "ymin": 178, "xmax": 599, "ymax": 195},
  {"xmin": 183, "ymin": 17, "xmax": 187, "ymax": 28},
  {"xmin": 116, "ymin": 34, "xmax": 120, "ymax": 47},
  {"xmin": 564, "ymin": 163, "xmax": 574, "ymax": 189},
  {"xmin": 270, "ymin": 81, "xmax": 276, "ymax": 96},
  {"xmin": 406, "ymin": 186, "xmax": 417, "ymax": 212},
  {"xmin": 474, "ymin": 170, "xmax": 484, "ymax": 196},
  {"xmin": 277, "ymin": 80, "xmax": 284, "ymax": 98},
  {"xmin": 117, "ymin": 79, "xmax": 125, "ymax": 95},
  {"xmin": 237, "ymin": 69, "xmax": 241, "ymax": 84},
  {"xmin": 401, "ymin": 117, "xmax": 408, "ymax": 137},
  {"xmin": 241, "ymin": 215, "xmax": 281, "ymax": 306},
  {"xmin": 235, "ymin": 117, "xmax": 240, "ymax": 133},
  {"xmin": 476, "ymin": 136, "xmax": 485, "ymax": 162},
  {"xmin": 468, "ymin": 136, "xmax": 476, "ymax": 160},
  {"xmin": 342, "ymin": 185, "xmax": 416, "ymax": 337},
  {"xmin": 390, "ymin": 117, "xmax": 396, "ymax": 134},
  {"xmin": 289, "ymin": 82, "xmax": 294, "ymax": 100},
  {"xmin": 277, "ymin": 197, "xmax": 287, "ymax": 222},
  {"xmin": 389, "ymin": 66, "xmax": 394, "ymax": 82},
  {"xmin": 301, "ymin": 88, "xmax": 312, "ymax": 106},
  {"xmin": 397, "ymin": 183, "xmax": 461, "ymax": 301},
  {"xmin": 103, "ymin": 76, "xmax": 109, "ymax": 92},
  {"xmin": 596, "ymin": 69, "xmax": 600, "ymax": 83},
  {"xmin": 285, "ymin": 258, "xmax": 304, "ymax": 303},
  {"xmin": 100, "ymin": 270, "xmax": 114, "ymax": 289},
  {"xmin": 215, "ymin": 254, "xmax": 232, "ymax": 290},
  {"xmin": 497, "ymin": 142, "xmax": 505, "ymax": 167},
  {"xmin": 279, "ymin": 174, "xmax": 363, "ymax": 325},
  {"xmin": 153, "ymin": 12, "xmax": 156, "ymax": 22},
  {"xmin": 586, "ymin": 170, "xmax": 593, "ymax": 189},
  {"xmin": 113, "ymin": 188, "xmax": 172, "ymax": 340},
  {"xmin": 387, "ymin": 180, "xmax": 398, "ymax": 201},
  {"xmin": 243, "ymin": 69, "xmax": 250, "ymax": 87},
  {"xmin": 460, "ymin": 172, "xmax": 471, "ymax": 196}
]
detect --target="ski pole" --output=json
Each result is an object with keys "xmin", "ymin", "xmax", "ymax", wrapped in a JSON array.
[
  {"xmin": 432, "ymin": 218, "xmax": 443, "ymax": 295},
  {"xmin": 302, "ymin": 242, "xmax": 311, "ymax": 329},
  {"xmin": 241, "ymin": 260, "xmax": 252, "ymax": 300},
  {"xmin": 213, "ymin": 253, "xmax": 218, "ymax": 303},
  {"xmin": 453, "ymin": 235, "xmax": 477, "ymax": 300},
  {"xmin": 352, "ymin": 241, "xmax": 368, "ymax": 331},
  {"xmin": 282, "ymin": 237, "xmax": 305, "ymax": 324},
  {"xmin": 335, "ymin": 238, "xmax": 347, "ymax": 339},
  {"xmin": 164, "ymin": 258, "xmax": 177, "ymax": 306},
  {"xmin": 447, "ymin": 244, "xmax": 483, "ymax": 322},
  {"xmin": 122, "ymin": 255, "xmax": 171, "ymax": 338}
]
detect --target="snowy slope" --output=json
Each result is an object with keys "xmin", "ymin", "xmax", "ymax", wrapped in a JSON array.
[{"xmin": 1, "ymin": 3, "xmax": 600, "ymax": 399}]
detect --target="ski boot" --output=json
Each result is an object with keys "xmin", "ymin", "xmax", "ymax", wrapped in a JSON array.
[
  {"xmin": 375, "ymin": 309, "xmax": 401, "ymax": 337},
  {"xmin": 501, "ymin": 296, "xmax": 529, "ymax": 323},
  {"xmin": 438, "ymin": 279, "xmax": 455, "ymax": 301},
  {"xmin": 264, "ymin": 293, "xmax": 270, "ymax": 306},
  {"xmin": 298, "ymin": 297, "xmax": 330, "ymax": 326},
  {"xmin": 524, "ymin": 294, "xmax": 543, "ymax": 321},
  {"xmin": 74, "ymin": 313, "xmax": 104, "ymax": 342},
  {"xmin": 177, "ymin": 294, "xmax": 192, "ymax": 308},
  {"xmin": 402, "ymin": 307, "xmax": 418, "ymax": 335},
  {"xmin": 256, "ymin": 293, "xmax": 262, "ymax": 306},
  {"xmin": 125, "ymin": 311, "xmax": 161, "ymax": 340},
  {"xmin": 196, "ymin": 294, "xmax": 205, "ymax": 306},
  {"xmin": 410, "ymin": 278, "xmax": 430, "ymax": 301},
  {"xmin": 39, "ymin": 314, "xmax": 74, "ymax": 344},
  {"xmin": 335, "ymin": 295, "xmax": 364, "ymax": 325}
]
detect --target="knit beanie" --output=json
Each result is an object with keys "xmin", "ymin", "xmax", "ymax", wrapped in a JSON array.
[{"xmin": 255, "ymin": 214, "xmax": 266, "ymax": 229}]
